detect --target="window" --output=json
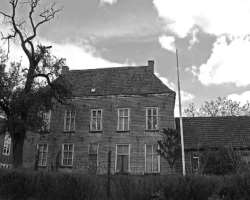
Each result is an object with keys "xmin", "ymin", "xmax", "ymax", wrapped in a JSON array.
[
  {"xmin": 146, "ymin": 107, "xmax": 159, "ymax": 130},
  {"xmin": 64, "ymin": 109, "xmax": 76, "ymax": 132},
  {"xmin": 90, "ymin": 109, "xmax": 102, "ymax": 131},
  {"xmin": 115, "ymin": 144, "xmax": 130, "ymax": 173},
  {"xmin": 117, "ymin": 108, "xmax": 130, "ymax": 131},
  {"xmin": 37, "ymin": 144, "xmax": 48, "ymax": 166},
  {"xmin": 145, "ymin": 144, "xmax": 160, "ymax": 173},
  {"xmin": 2, "ymin": 133, "xmax": 11, "ymax": 156},
  {"xmin": 41, "ymin": 110, "xmax": 51, "ymax": 132},
  {"xmin": 192, "ymin": 152, "xmax": 200, "ymax": 172},
  {"xmin": 0, "ymin": 163, "xmax": 11, "ymax": 169},
  {"xmin": 62, "ymin": 144, "xmax": 74, "ymax": 166},
  {"xmin": 88, "ymin": 143, "xmax": 99, "ymax": 174}
]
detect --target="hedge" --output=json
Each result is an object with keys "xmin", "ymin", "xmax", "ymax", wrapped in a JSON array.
[{"xmin": 0, "ymin": 169, "xmax": 250, "ymax": 200}]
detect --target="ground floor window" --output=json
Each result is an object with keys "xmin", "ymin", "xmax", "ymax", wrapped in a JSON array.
[
  {"xmin": 145, "ymin": 144, "xmax": 160, "ymax": 173},
  {"xmin": 191, "ymin": 152, "xmax": 200, "ymax": 172},
  {"xmin": 88, "ymin": 143, "xmax": 99, "ymax": 174},
  {"xmin": 116, "ymin": 144, "xmax": 130, "ymax": 173},
  {"xmin": 62, "ymin": 144, "xmax": 74, "ymax": 166},
  {"xmin": 38, "ymin": 144, "xmax": 48, "ymax": 166}
]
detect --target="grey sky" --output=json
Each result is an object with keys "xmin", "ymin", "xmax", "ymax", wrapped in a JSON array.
[{"xmin": 1, "ymin": 0, "xmax": 250, "ymax": 115}]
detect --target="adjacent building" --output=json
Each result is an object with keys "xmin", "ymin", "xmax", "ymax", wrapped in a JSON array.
[{"xmin": 176, "ymin": 116, "xmax": 250, "ymax": 174}]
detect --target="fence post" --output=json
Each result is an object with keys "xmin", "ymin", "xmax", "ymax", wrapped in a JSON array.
[{"xmin": 107, "ymin": 150, "xmax": 111, "ymax": 200}]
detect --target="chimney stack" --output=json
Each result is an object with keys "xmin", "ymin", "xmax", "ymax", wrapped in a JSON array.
[
  {"xmin": 61, "ymin": 66, "xmax": 69, "ymax": 75},
  {"xmin": 147, "ymin": 60, "xmax": 154, "ymax": 73}
]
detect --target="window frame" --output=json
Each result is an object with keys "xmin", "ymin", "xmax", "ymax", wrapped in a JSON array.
[
  {"xmin": 115, "ymin": 144, "xmax": 131, "ymax": 173},
  {"xmin": 37, "ymin": 143, "xmax": 48, "ymax": 167},
  {"xmin": 2, "ymin": 133, "xmax": 11, "ymax": 156},
  {"xmin": 90, "ymin": 109, "xmax": 103, "ymax": 132},
  {"xmin": 61, "ymin": 143, "xmax": 74, "ymax": 167},
  {"xmin": 145, "ymin": 107, "xmax": 159, "ymax": 131},
  {"xmin": 63, "ymin": 109, "xmax": 76, "ymax": 132},
  {"xmin": 192, "ymin": 152, "xmax": 200, "ymax": 172},
  {"xmin": 41, "ymin": 110, "xmax": 51, "ymax": 132},
  {"xmin": 117, "ymin": 108, "xmax": 130, "ymax": 131},
  {"xmin": 144, "ymin": 144, "xmax": 160, "ymax": 174}
]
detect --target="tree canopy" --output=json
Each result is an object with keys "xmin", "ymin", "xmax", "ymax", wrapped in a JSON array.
[
  {"xmin": 0, "ymin": 0, "xmax": 71, "ymax": 167},
  {"xmin": 184, "ymin": 97, "xmax": 250, "ymax": 117}
]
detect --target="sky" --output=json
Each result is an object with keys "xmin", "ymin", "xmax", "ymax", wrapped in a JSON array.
[{"xmin": 1, "ymin": 0, "xmax": 250, "ymax": 116}]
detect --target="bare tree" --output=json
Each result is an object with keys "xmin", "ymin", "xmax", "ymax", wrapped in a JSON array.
[
  {"xmin": 0, "ymin": 0, "xmax": 71, "ymax": 168},
  {"xmin": 184, "ymin": 97, "xmax": 249, "ymax": 117}
]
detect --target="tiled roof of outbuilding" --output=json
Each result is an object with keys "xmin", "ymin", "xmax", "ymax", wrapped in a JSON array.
[
  {"xmin": 175, "ymin": 116, "xmax": 250, "ymax": 150},
  {"xmin": 63, "ymin": 64, "xmax": 174, "ymax": 97}
]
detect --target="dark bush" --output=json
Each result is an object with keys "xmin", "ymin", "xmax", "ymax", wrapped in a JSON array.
[{"xmin": 0, "ymin": 169, "xmax": 250, "ymax": 200}]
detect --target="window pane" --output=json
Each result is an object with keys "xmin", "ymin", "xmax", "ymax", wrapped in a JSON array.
[
  {"xmin": 153, "ymin": 155, "xmax": 159, "ymax": 172},
  {"xmin": 117, "ymin": 145, "xmax": 129, "ymax": 154},
  {"xmin": 124, "ymin": 117, "xmax": 129, "ymax": 130},
  {"xmin": 146, "ymin": 154, "xmax": 152, "ymax": 172}
]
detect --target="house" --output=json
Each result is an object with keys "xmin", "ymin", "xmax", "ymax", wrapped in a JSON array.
[
  {"xmin": 176, "ymin": 116, "xmax": 250, "ymax": 174},
  {"xmin": 0, "ymin": 60, "xmax": 176, "ymax": 174}
]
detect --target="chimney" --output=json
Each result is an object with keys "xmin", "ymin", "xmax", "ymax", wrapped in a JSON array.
[
  {"xmin": 147, "ymin": 60, "xmax": 154, "ymax": 73},
  {"xmin": 61, "ymin": 65, "xmax": 69, "ymax": 75}
]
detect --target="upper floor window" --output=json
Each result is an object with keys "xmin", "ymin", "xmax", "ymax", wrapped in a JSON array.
[
  {"xmin": 90, "ymin": 109, "xmax": 102, "ymax": 131},
  {"xmin": 117, "ymin": 108, "xmax": 130, "ymax": 131},
  {"xmin": 37, "ymin": 144, "xmax": 48, "ymax": 167},
  {"xmin": 145, "ymin": 144, "xmax": 160, "ymax": 173},
  {"xmin": 146, "ymin": 107, "xmax": 159, "ymax": 130},
  {"xmin": 41, "ymin": 110, "xmax": 51, "ymax": 132},
  {"xmin": 62, "ymin": 143, "xmax": 74, "ymax": 167},
  {"xmin": 115, "ymin": 144, "xmax": 130, "ymax": 173},
  {"xmin": 64, "ymin": 109, "xmax": 76, "ymax": 132},
  {"xmin": 2, "ymin": 133, "xmax": 11, "ymax": 156}
]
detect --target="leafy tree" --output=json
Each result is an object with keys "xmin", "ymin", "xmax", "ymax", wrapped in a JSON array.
[
  {"xmin": 157, "ymin": 128, "xmax": 181, "ymax": 172},
  {"xmin": 0, "ymin": 0, "xmax": 71, "ymax": 168},
  {"xmin": 200, "ymin": 146, "xmax": 241, "ymax": 175},
  {"xmin": 184, "ymin": 97, "xmax": 250, "ymax": 117}
]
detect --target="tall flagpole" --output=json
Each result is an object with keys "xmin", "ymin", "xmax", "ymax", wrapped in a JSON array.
[{"xmin": 176, "ymin": 49, "xmax": 186, "ymax": 176}]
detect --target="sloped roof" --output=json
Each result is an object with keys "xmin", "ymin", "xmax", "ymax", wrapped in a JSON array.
[
  {"xmin": 175, "ymin": 116, "xmax": 250, "ymax": 150},
  {"xmin": 63, "ymin": 65, "xmax": 174, "ymax": 97}
]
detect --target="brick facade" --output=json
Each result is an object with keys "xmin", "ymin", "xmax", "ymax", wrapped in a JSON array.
[{"xmin": 0, "ymin": 61, "xmax": 177, "ymax": 175}]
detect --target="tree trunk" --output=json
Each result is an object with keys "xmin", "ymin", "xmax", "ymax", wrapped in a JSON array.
[{"xmin": 12, "ymin": 132, "xmax": 25, "ymax": 168}]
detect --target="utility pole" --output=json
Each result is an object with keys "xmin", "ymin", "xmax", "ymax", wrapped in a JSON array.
[{"xmin": 176, "ymin": 49, "xmax": 186, "ymax": 176}]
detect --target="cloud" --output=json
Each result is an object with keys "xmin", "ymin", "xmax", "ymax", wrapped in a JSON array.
[
  {"xmin": 192, "ymin": 35, "xmax": 250, "ymax": 86},
  {"xmin": 100, "ymin": 0, "xmax": 117, "ymax": 5},
  {"xmin": 0, "ymin": 38, "xmax": 125, "ymax": 70},
  {"xmin": 188, "ymin": 28, "xmax": 199, "ymax": 49},
  {"xmin": 155, "ymin": 72, "xmax": 194, "ymax": 116},
  {"xmin": 153, "ymin": 0, "xmax": 250, "ymax": 37},
  {"xmin": 228, "ymin": 91, "xmax": 250, "ymax": 105},
  {"xmin": 158, "ymin": 35, "xmax": 176, "ymax": 52}
]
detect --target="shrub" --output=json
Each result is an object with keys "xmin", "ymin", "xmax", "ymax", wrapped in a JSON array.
[{"xmin": 0, "ymin": 170, "xmax": 250, "ymax": 200}]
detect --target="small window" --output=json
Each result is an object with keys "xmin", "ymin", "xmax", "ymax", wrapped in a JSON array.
[
  {"xmin": 90, "ymin": 109, "xmax": 102, "ymax": 131},
  {"xmin": 37, "ymin": 144, "xmax": 48, "ymax": 166},
  {"xmin": 41, "ymin": 110, "xmax": 51, "ymax": 132},
  {"xmin": 116, "ymin": 144, "xmax": 130, "ymax": 173},
  {"xmin": 146, "ymin": 107, "xmax": 159, "ymax": 130},
  {"xmin": 62, "ymin": 144, "xmax": 74, "ymax": 166},
  {"xmin": 2, "ymin": 133, "xmax": 11, "ymax": 156},
  {"xmin": 192, "ymin": 152, "xmax": 200, "ymax": 172},
  {"xmin": 88, "ymin": 143, "xmax": 99, "ymax": 174},
  {"xmin": 145, "ymin": 144, "xmax": 160, "ymax": 173},
  {"xmin": 64, "ymin": 109, "xmax": 76, "ymax": 132},
  {"xmin": 117, "ymin": 108, "xmax": 130, "ymax": 131}
]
